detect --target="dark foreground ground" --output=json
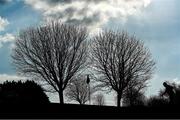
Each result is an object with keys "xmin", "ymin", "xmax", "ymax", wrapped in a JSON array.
[{"xmin": 0, "ymin": 103, "xmax": 180, "ymax": 119}]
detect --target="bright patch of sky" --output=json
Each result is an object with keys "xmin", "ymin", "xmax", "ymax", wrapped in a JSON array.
[{"xmin": 0, "ymin": 0, "xmax": 41, "ymax": 81}]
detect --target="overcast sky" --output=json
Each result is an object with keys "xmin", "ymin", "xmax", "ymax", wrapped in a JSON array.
[{"xmin": 0, "ymin": 0, "xmax": 180, "ymax": 105}]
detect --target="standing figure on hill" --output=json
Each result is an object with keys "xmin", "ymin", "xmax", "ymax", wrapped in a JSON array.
[{"xmin": 162, "ymin": 82, "xmax": 175, "ymax": 105}]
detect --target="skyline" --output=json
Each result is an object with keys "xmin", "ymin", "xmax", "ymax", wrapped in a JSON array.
[{"xmin": 0, "ymin": 0, "xmax": 180, "ymax": 105}]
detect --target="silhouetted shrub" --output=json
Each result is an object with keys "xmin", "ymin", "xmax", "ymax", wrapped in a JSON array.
[
  {"xmin": 0, "ymin": 80, "xmax": 50, "ymax": 104},
  {"xmin": 146, "ymin": 96, "xmax": 169, "ymax": 107},
  {"xmin": 122, "ymin": 87, "xmax": 146, "ymax": 107},
  {"xmin": 174, "ymin": 89, "xmax": 180, "ymax": 105}
]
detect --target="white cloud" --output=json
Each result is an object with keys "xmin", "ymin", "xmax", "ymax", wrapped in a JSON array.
[
  {"xmin": 0, "ymin": 33, "xmax": 15, "ymax": 48},
  {"xmin": 24, "ymin": 0, "xmax": 151, "ymax": 31},
  {"xmin": 0, "ymin": 33, "xmax": 15, "ymax": 42},
  {"xmin": 0, "ymin": 16, "xmax": 15, "ymax": 48},
  {"xmin": 172, "ymin": 78, "xmax": 180, "ymax": 85},
  {"xmin": 0, "ymin": 74, "xmax": 26, "ymax": 83},
  {"xmin": 0, "ymin": 17, "xmax": 9, "ymax": 32}
]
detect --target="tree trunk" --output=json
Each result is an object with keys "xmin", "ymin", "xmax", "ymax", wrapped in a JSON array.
[
  {"xmin": 58, "ymin": 90, "xmax": 64, "ymax": 104},
  {"xmin": 79, "ymin": 101, "xmax": 82, "ymax": 105},
  {"xmin": 117, "ymin": 91, "xmax": 122, "ymax": 107}
]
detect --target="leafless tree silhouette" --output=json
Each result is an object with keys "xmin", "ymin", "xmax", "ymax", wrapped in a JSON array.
[
  {"xmin": 12, "ymin": 20, "xmax": 88, "ymax": 104},
  {"xmin": 123, "ymin": 85, "xmax": 146, "ymax": 106},
  {"xmin": 121, "ymin": 78, "xmax": 147, "ymax": 106},
  {"xmin": 65, "ymin": 75, "xmax": 97, "ymax": 105},
  {"xmin": 90, "ymin": 30, "xmax": 155, "ymax": 107},
  {"xmin": 93, "ymin": 93, "xmax": 105, "ymax": 106}
]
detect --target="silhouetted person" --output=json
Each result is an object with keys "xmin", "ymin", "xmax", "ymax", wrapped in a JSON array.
[{"xmin": 162, "ymin": 82, "xmax": 175, "ymax": 105}]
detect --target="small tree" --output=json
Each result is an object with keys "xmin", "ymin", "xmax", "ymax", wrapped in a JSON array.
[
  {"xmin": 90, "ymin": 30, "xmax": 155, "ymax": 107},
  {"xmin": 122, "ymin": 79, "xmax": 147, "ymax": 106},
  {"xmin": 123, "ymin": 87, "xmax": 146, "ymax": 106},
  {"xmin": 12, "ymin": 20, "xmax": 88, "ymax": 104},
  {"xmin": 65, "ymin": 75, "xmax": 96, "ymax": 104},
  {"xmin": 93, "ymin": 93, "xmax": 105, "ymax": 106}
]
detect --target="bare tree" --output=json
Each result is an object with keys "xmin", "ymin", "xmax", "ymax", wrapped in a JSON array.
[
  {"xmin": 90, "ymin": 30, "xmax": 155, "ymax": 107},
  {"xmin": 12, "ymin": 20, "xmax": 88, "ymax": 104},
  {"xmin": 65, "ymin": 75, "xmax": 97, "ymax": 105},
  {"xmin": 93, "ymin": 93, "xmax": 105, "ymax": 106}
]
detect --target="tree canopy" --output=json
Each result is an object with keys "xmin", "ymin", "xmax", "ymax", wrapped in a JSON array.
[
  {"xmin": 90, "ymin": 30, "xmax": 155, "ymax": 107},
  {"xmin": 12, "ymin": 21, "xmax": 88, "ymax": 104}
]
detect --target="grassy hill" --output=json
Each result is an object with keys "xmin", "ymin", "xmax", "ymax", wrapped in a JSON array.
[{"xmin": 0, "ymin": 103, "xmax": 179, "ymax": 119}]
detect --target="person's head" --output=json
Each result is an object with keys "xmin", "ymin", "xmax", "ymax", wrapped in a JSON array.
[{"xmin": 163, "ymin": 82, "xmax": 168, "ymax": 87}]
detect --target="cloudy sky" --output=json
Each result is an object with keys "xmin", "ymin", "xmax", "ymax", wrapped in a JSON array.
[{"xmin": 0, "ymin": 0, "xmax": 180, "ymax": 105}]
